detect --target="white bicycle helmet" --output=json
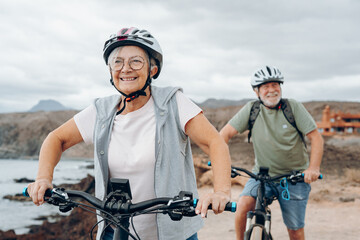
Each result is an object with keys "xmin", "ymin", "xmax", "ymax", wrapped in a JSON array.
[
  {"xmin": 250, "ymin": 65, "xmax": 284, "ymax": 88},
  {"xmin": 103, "ymin": 27, "xmax": 163, "ymax": 79}
]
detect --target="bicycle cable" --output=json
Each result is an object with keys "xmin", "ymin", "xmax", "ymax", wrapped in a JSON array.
[
  {"xmin": 130, "ymin": 213, "xmax": 141, "ymax": 240},
  {"xmin": 91, "ymin": 219, "xmax": 107, "ymax": 240},
  {"xmin": 62, "ymin": 198, "xmax": 138, "ymax": 240},
  {"xmin": 75, "ymin": 204, "xmax": 137, "ymax": 240}
]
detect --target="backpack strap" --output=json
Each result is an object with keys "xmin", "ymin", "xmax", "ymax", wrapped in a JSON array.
[
  {"xmin": 248, "ymin": 100, "xmax": 261, "ymax": 143},
  {"xmin": 247, "ymin": 99, "xmax": 306, "ymax": 147},
  {"xmin": 280, "ymin": 99, "xmax": 306, "ymax": 147}
]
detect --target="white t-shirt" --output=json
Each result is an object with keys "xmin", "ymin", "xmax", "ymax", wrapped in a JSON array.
[{"xmin": 74, "ymin": 91, "xmax": 201, "ymax": 239}]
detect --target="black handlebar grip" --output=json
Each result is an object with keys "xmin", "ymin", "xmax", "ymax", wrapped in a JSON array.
[
  {"xmin": 193, "ymin": 199, "xmax": 237, "ymax": 212},
  {"xmin": 224, "ymin": 202, "xmax": 237, "ymax": 212},
  {"xmin": 23, "ymin": 187, "xmax": 52, "ymax": 198}
]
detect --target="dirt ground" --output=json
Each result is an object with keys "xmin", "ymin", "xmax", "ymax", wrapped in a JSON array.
[
  {"xmin": 195, "ymin": 134, "xmax": 360, "ymax": 240},
  {"xmin": 198, "ymin": 183, "xmax": 360, "ymax": 240}
]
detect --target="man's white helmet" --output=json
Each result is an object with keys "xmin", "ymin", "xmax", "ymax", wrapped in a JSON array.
[{"xmin": 251, "ymin": 65, "xmax": 284, "ymax": 88}]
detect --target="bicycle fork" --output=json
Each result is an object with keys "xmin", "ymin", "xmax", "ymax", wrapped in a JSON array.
[{"xmin": 245, "ymin": 211, "xmax": 271, "ymax": 234}]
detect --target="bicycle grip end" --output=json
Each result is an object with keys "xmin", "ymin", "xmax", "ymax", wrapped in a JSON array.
[
  {"xmin": 226, "ymin": 202, "xmax": 237, "ymax": 212},
  {"xmin": 23, "ymin": 187, "xmax": 29, "ymax": 197}
]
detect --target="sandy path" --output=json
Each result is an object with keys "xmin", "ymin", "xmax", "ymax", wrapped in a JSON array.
[{"xmin": 198, "ymin": 185, "xmax": 360, "ymax": 240}]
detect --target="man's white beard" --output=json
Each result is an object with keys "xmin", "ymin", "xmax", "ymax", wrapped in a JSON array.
[{"xmin": 261, "ymin": 92, "xmax": 281, "ymax": 108}]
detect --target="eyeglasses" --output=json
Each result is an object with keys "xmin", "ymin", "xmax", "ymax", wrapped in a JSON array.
[
  {"xmin": 280, "ymin": 178, "xmax": 290, "ymax": 200},
  {"xmin": 110, "ymin": 56, "xmax": 145, "ymax": 72}
]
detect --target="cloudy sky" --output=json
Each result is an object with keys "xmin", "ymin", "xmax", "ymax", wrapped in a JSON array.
[{"xmin": 1, "ymin": 0, "xmax": 359, "ymax": 113}]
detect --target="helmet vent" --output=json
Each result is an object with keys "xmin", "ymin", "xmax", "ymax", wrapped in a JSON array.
[
  {"xmin": 266, "ymin": 66, "xmax": 272, "ymax": 75},
  {"xmin": 250, "ymin": 65, "xmax": 284, "ymax": 87},
  {"xmin": 121, "ymin": 28, "xmax": 128, "ymax": 34}
]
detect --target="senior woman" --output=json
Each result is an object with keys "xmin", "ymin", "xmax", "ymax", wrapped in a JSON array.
[{"xmin": 27, "ymin": 27, "xmax": 231, "ymax": 240}]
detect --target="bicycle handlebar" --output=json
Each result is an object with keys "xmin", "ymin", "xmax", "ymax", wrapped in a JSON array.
[
  {"xmin": 231, "ymin": 166, "xmax": 323, "ymax": 182},
  {"xmin": 207, "ymin": 161, "xmax": 322, "ymax": 182},
  {"xmin": 23, "ymin": 187, "xmax": 237, "ymax": 213}
]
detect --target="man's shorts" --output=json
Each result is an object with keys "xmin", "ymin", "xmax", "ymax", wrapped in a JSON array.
[{"xmin": 240, "ymin": 178, "xmax": 311, "ymax": 230}]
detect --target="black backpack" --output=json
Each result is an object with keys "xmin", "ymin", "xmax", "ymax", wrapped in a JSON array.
[{"xmin": 248, "ymin": 98, "xmax": 306, "ymax": 146}]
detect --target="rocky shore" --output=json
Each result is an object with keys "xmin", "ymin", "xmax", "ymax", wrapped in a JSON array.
[{"xmin": 0, "ymin": 175, "xmax": 96, "ymax": 240}]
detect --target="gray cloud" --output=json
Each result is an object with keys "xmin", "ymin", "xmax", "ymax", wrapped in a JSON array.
[{"xmin": 0, "ymin": 0, "xmax": 359, "ymax": 113}]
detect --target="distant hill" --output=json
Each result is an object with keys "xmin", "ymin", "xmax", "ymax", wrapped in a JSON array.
[
  {"xmin": 0, "ymin": 100, "xmax": 359, "ymax": 159},
  {"xmin": 197, "ymin": 98, "xmax": 255, "ymax": 109},
  {"xmin": 201, "ymin": 100, "xmax": 360, "ymax": 130},
  {"xmin": 29, "ymin": 100, "xmax": 72, "ymax": 112},
  {"xmin": 0, "ymin": 110, "xmax": 92, "ymax": 159}
]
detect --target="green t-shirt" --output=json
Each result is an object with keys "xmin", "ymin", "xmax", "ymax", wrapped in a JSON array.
[{"xmin": 229, "ymin": 99, "xmax": 317, "ymax": 176}]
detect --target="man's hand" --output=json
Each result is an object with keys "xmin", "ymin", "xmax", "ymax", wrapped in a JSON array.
[{"xmin": 302, "ymin": 168, "xmax": 321, "ymax": 183}]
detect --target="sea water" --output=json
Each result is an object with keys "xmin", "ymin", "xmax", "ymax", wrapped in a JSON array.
[{"xmin": 0, "ymin": 158, "xmax": 94, "ymax": 234}]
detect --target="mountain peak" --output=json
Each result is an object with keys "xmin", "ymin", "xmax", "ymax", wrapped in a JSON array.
[
  {"xmin": 28, "ymin": 99, "xmax": 72, "ymax": 112},
  {"xmin": 197, "ymin": 98, "xmax": 255, "ymax": 109}
]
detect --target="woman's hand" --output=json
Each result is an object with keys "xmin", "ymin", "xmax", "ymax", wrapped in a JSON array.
[
  {"xmin": 195, "ymin": 191, "xmax": 231, "ymax": 218},
  {"xmin": 27, "ymin": 179, "xmax": 53, "ymax": 206}
]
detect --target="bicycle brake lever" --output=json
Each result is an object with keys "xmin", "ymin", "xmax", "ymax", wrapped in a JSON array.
[
  {"xmin": 166, "ymin": 191, "xmax": 196, "ymax": 220},
  {"xmin": 59, "ymin": 202, "xmax": 77, "ymax": 213},
  {"xmin": 47, "ymin": 188, "xmax": 73, "ymax": 212},
  {"xmin": 167, "ymin": 197, "xmax": 191, "ymax": 207},
  {"xmin": 166, "ymin": 210, "xmax": 184, "ymax": 221},
  {"xmin": 167, "ymin": 191, "xmax": 193, "ymax": 207},
  {"xmin": 52, "ymin": 188, "xmax": 69, "ymax": 200},
  {"xmin": 45, "ymin": 188, "xmax": 66, "ymax": 204},
  {"xmin": 288, "ymin": 172, "xmax": 303, "ymax": 185},
  {"xmin": 166, "ymin": 204, "xmax": 197, "ymax": 220}
]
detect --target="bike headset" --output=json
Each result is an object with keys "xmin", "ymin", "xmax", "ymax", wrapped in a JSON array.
[
  {"xmin": 103, "ymin": 27, "xmax": 163, "ymax": 115},
  {"xmin": 250, "ymin": 65, "xmax": 284, "ymax": 109}
]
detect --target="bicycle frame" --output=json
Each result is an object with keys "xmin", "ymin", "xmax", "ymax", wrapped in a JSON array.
[
  {"xmin": 244, "ymin": 167, "xmax": 273, "ymax": 240},
  {"xmin": 204, "ymin": 160, "xmax": 323, "ymax": 240}
]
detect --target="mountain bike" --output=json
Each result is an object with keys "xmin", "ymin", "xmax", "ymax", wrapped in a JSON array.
[
  {"xmin": 230, "ymin": 166, "xmax": 322, "ymax": 240},
  {"xmin": 24, "ymin": 178, "xmax": 236, "ymax": 240}
]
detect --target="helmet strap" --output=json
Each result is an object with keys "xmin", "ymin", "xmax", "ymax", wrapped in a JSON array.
[{"xmin": 110, "ymin": 57, "xmax": 152, "ymax": 115}]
